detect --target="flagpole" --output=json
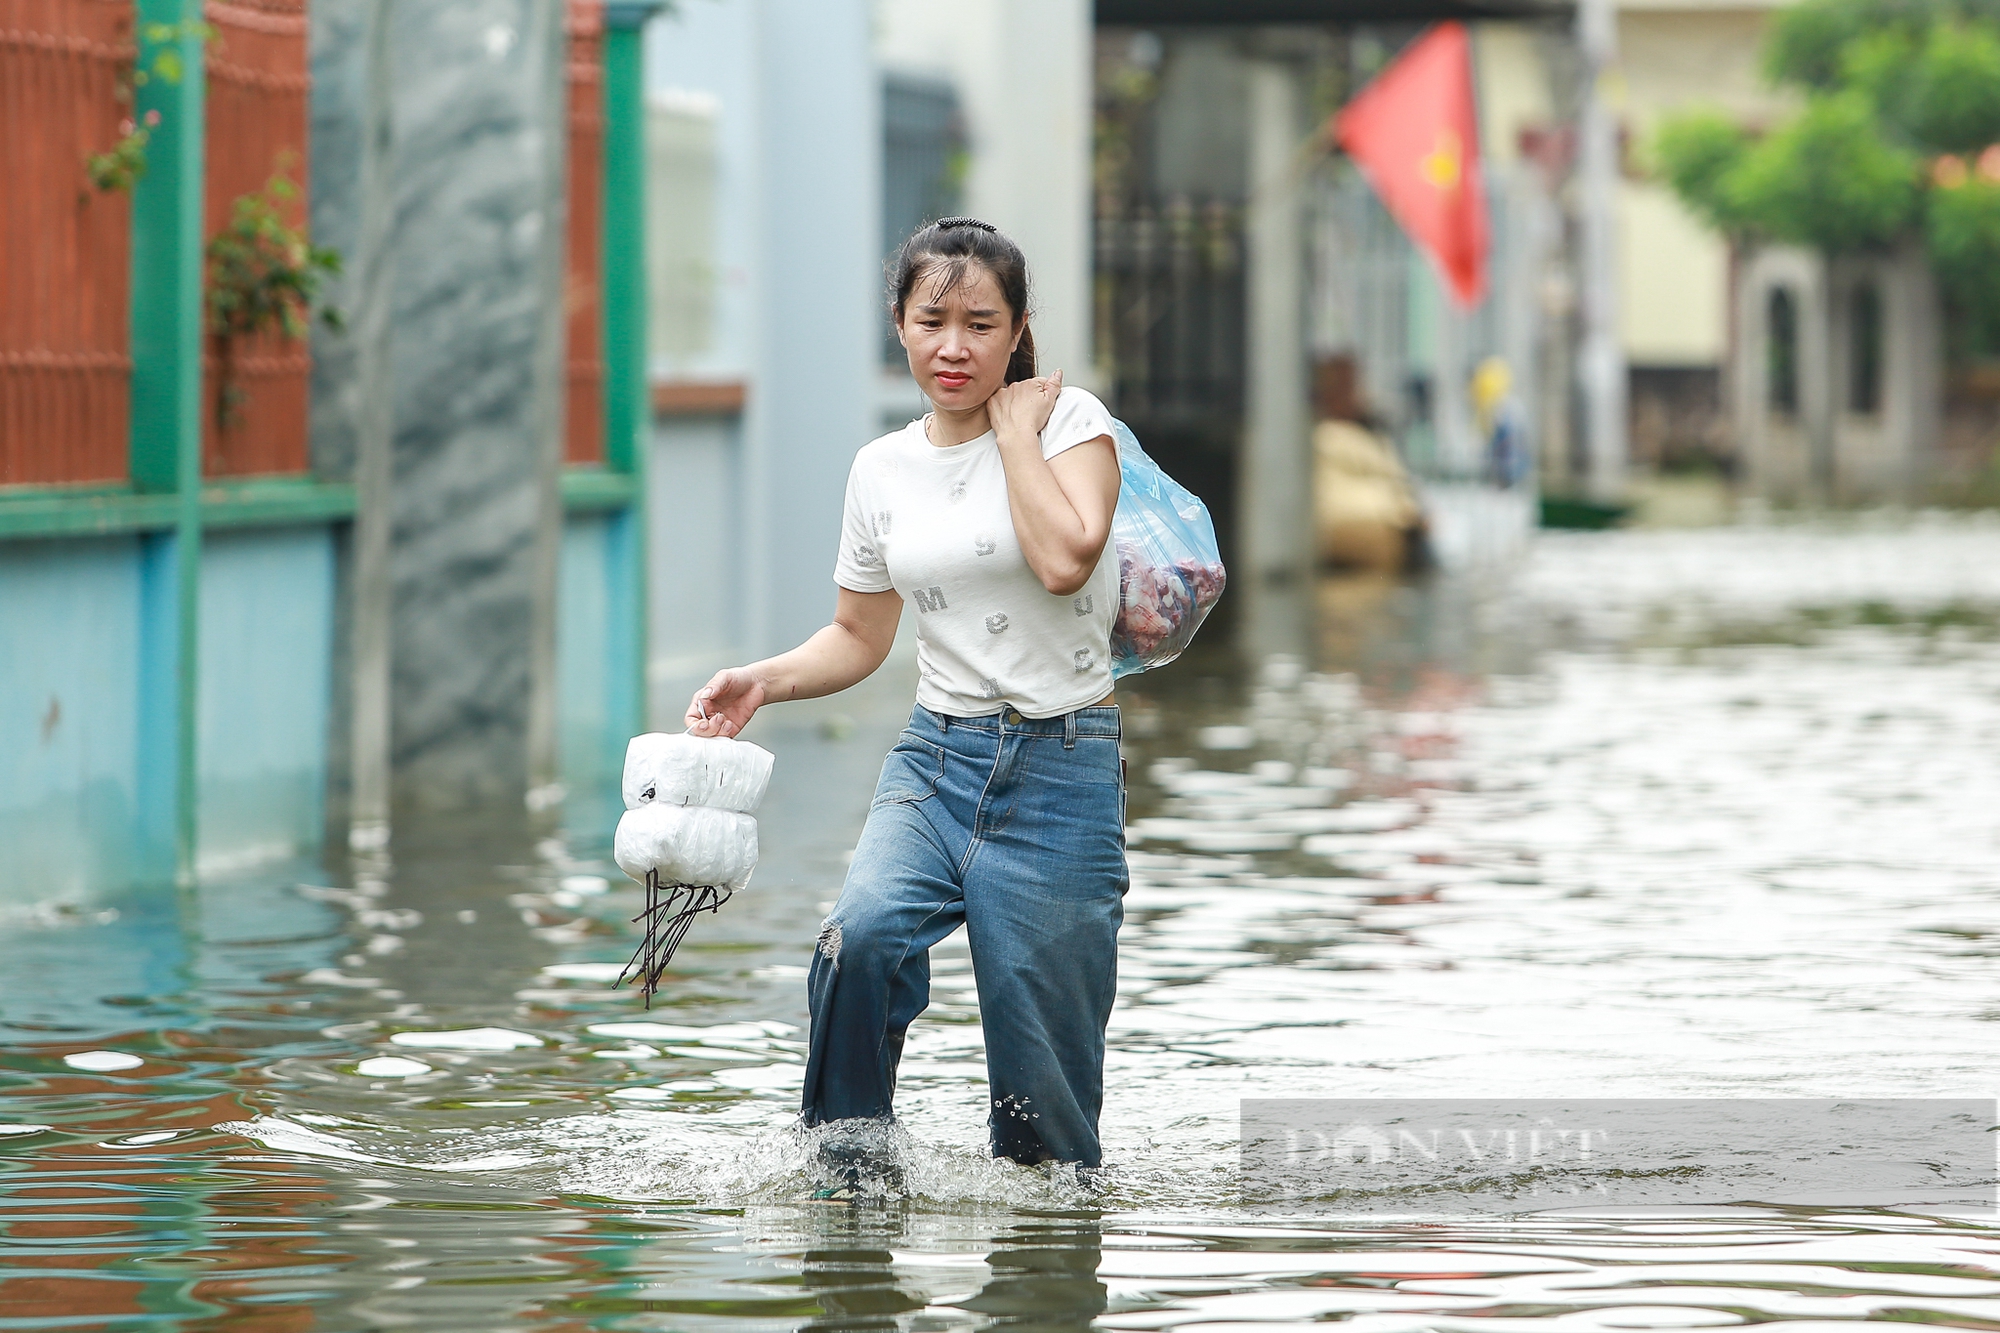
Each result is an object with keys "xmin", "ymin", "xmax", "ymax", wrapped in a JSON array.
[{"xmin": 1577, "ymin": 0, "xmax": 1628, "ymax": 504}]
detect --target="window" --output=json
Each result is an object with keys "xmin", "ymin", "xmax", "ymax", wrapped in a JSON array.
[
  {"xmin": 882, "ymin": 74, "xmax": 966, "ymax": 364},
  {"xmin": 648, "ymin": 89, "xmax": 718, "ymax": 369},
  {"xmin": 1767, "ymin": 286, "xmax": 1798, "ymax": 415},
  {"xmin": 1849, "ymin": 281, "xmax": 1882, "ymax": 415}
]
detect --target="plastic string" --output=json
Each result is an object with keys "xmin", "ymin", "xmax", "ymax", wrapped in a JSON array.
[{"xmin": 618, "ymin": 870, "xmax": 734, "ymax": 1007}]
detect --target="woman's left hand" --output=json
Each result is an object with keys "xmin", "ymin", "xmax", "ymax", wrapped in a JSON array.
[{"xmin": 987, "ymin": 368, "xmax": 1064, "ymax": 445}]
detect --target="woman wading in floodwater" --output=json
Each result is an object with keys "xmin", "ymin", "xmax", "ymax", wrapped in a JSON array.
[{"xmin": 684, "ymin": 219, "xmax": 1126, "ymax": 1190}]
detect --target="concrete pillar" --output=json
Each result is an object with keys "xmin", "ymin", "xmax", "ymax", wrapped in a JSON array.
[
  {"xmin": 1732, "ymin": 245, "xmax": 1829, "ymax": 503},
  {"xmin": 968, "ymin": 0, "xmax": 1093, "ymax": 384},
  {"xmin": 1500, "ymin": 164, "xmax": 1558, "ymax": 488},
  {"xmin": 373, "ymin": 0, "xmax": 574, "ymax": 811},
  {"xmin": 1825, "ymin": 245, "xmax": 1940, "ymax": 503},
  {"xmin": 1241, "ymin": 60, "xmax": 1311, "ymax": 591},
  {"xmin": 741, "ymin": 0, "xmax": 878, "ymax": 657},
  {"xmin": 1880, "ymin": 244, "xmax": 1941, "ymax": 503},
  {"xmin": 524, "ymin": 2, "xmax": 571, "ymax": 813},
  {"xmin": 1434, "ymin": 300, "xmax": 1476, "ymax": 476},
  {"xmin": 347, "ymin": 0, "xmax": 395, "ymax": 851},
  {"xmin": 1576, "ymin": 0, "xmax": 1627, "ymax": 502}
]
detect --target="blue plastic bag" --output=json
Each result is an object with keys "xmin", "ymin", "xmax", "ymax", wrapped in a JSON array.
[{"xmin": 1108, "ymin": 419, "xmax": 1227, "ymax": 678}]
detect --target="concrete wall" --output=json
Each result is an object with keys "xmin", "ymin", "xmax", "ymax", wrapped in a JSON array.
[
  {"xmin": 647, "ymin": 2, "xmax": 758, "ymax": 385},
  {"xmin": 744, "ymin": 0, "xmax": 878, "ymax": 657},
  {"xmin": 1828, "ymin": 248, "xmax": 1941, "ymax": 502},
  {"xmin": 645, "ymin": 0, "xmax": 878, "ymax": 666},
  {"xmin": 1615, "ymin": 4, "xmax": 1792, "ymax": 370},
  {"xmin": 648, "ymin": 414, "xmax": 742, "ymax": 719},
  {"xmin": 1735, "ymin": 244, "xmax": 1942, "ymax": 503},
  {"xmin": 647, "ymin": 91, "xmax": 720, "ymax": 376},
  {"xmin": 1734, "ymin": 245, "xmax": 1828, "ymax": 502}
]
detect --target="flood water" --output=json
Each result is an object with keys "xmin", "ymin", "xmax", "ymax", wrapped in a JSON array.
[{"xmin": 5, "ymin": 514, "xmax": 2000, "ymax": 1330}]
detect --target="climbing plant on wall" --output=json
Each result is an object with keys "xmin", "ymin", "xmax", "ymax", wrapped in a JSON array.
[
  {"xmin": 86, "ymin": 20, "xmax": 213, "ymax": 192},
  {"xmin": 205, "ymin": 168, "xmax": 341, "ymax": 430}
]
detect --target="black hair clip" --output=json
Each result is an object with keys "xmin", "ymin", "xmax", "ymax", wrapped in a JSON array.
[{"xmin": 936, "ymin": 216, "xmax": 998, "ymax": 233}]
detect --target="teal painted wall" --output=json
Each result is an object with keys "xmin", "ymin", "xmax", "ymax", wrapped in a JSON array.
[
  {"xmin": 0, "ymin": 528, "xmax": 338, "ymax": 901},
  {"xmin": 196, "ymin": 528, "xmax": 335, "ymax": 874},
  {"xmin": 2, "ymin": 514, "xmax": 626, "ymax": 891},
  {"xmin": 0, "ymin": 539, "xmax": 149, "ymax": 902},
  {"xmin": 559, "ymin": 513, "xmax": 623, "ymax": 844}
]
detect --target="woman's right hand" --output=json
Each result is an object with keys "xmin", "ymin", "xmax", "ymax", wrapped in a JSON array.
[{"xmin": 685, "ymin": 667, "xmax": 766, "ymax": 739}]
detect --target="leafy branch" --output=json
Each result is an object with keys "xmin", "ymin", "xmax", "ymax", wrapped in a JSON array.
[
  {"xmin": 88, "ymin": 110, "xmax": 159, "ymax": 192},
  {"xmin": 205, "ymin": 169, "xmax": 343, "ymax": 429},
  {"xmin": 87, "ymin": 19, "xmax": 215, "ymax": 192},
  {"xmin": 134, "ymin": 19, "xmax": 216, "ymax": 91}
]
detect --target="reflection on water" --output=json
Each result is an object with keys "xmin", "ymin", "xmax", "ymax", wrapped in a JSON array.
[{"xmin": 4, "ymin": 515, "xmax": 2000, "ymax": 1329}]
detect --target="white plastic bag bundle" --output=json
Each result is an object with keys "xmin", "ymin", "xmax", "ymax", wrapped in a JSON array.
[
  {"xmin": 622, "ymin": 732, "xmax": 774, "ymax": 814},
  {"xmin": 613, "ymin": 802, "xmax": 759, "ymax": 890},
  {"xmin": 612, "ymin": 732, "xmax": 773, "ymax": 1007}
]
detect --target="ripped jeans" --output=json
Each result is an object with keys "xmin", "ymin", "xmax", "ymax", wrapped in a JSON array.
[{"xmin": 801, "ymin": 703, "xmax": 1126, "ymax": 1167}]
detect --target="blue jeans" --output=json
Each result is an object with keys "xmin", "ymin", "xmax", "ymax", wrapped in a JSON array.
[{"xmin": 802, "ymin": 703, "xmax": 1127, "ymax": 1167}]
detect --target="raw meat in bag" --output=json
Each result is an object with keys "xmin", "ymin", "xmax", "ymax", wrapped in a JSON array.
[{"xmin": 1108, "ymin": 419, "xmax": 1226, "ymax": 677}]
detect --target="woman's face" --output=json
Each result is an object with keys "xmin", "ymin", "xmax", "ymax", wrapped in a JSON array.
[{"xmin": 895, "ymin": 261, "xmax": 1022, "ymax": 414}]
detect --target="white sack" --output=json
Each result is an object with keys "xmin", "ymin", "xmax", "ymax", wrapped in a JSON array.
[
  {"xmin": 622, "ymin": 732, "xmax": 775, "ymax": 814},
  {"xmin": 613, "ymin": 803, "xmax": 759, "ymax": 890}
]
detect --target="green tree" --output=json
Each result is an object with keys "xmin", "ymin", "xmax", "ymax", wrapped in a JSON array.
[
  {"xmin": 1654, "ymin": 96, "xmax": 1920, "ymax": 250},
  {"xmin": 1654, "ymin": 111, "xmax": 1752, "ymax": 234},
  {"xmin": 1928, "ymin": 178, "xmax": 2000, "ymax": 343},
  {"xmin": 1658, "ymin": 0, "xmax": 2000, "ymax": 351},
  {"xmin": 1727, "ymin": 94, "xmax": 1921, "ymax": 251}
]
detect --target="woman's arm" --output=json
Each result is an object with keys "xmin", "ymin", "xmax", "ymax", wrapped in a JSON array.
[
  {"xmin": 684, "ymin": 587, "xmax": 903, "ymax": 738},
  {"xmin": 987, "ymin": 370, "xmax": 1122, "ymax": 597}
]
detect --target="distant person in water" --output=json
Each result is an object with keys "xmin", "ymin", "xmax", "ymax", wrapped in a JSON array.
[{"xmin": 684, "ymin": 219, "xmax": 1126, "ymax": 1195}]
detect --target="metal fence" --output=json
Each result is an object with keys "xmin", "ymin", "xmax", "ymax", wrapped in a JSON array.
[
  {"xmin": 0, "ymin": 0, "xmax": 134, "ymax": 486},
  {"xmin": 7, "ymin": 0, "xmax": 613, "ymax": 485},
  {"xmin": 1093, "ymin": 196, "xmax": 1245, "ymax": 431},
  {"xmin": 200, "ymin": 0, "xmax": 312, "ymax": 477}
]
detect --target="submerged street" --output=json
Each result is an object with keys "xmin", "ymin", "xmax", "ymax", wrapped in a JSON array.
[{"xmin": 4, "ymin": 515, "xmax": 1999, "ymax": 1330}]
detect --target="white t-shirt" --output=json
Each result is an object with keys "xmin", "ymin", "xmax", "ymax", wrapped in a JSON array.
[{"xmin": 834, "ymin": 386, "xmax": 1120, "ymax": 718}]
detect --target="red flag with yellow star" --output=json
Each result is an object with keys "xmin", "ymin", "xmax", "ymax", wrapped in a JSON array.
[{"xmin": 1333, "ymin": 22, "xmax": 1488, "ymax": 307}]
